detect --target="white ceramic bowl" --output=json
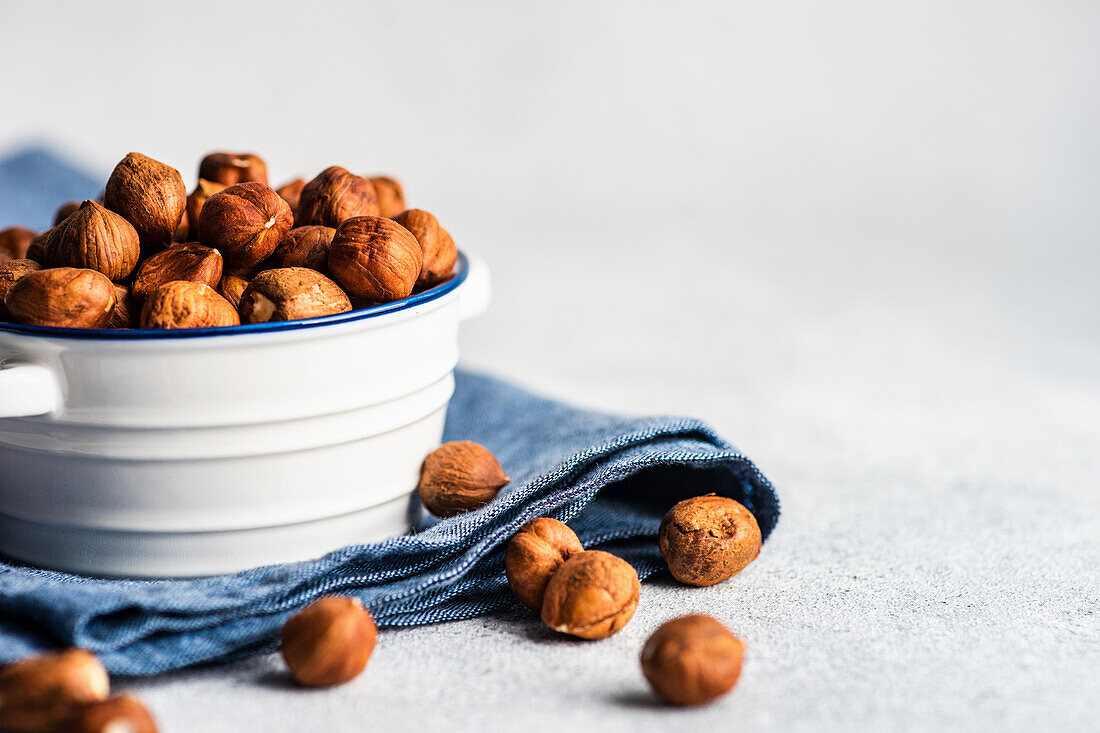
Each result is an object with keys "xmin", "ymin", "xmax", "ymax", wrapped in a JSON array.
[{"xmin": 0, "ymin": 252, "xmax": 489, "ymax": 577}]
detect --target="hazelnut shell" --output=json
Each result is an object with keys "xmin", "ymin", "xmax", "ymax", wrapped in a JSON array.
[
  {"xmin": 280, "ymin": 596, "xmax": 377, "ymax": 687},
  {"xmin": 103, "ymin": 152, "xmax": 187, "ymax": 246},
  {"xmin": 197, "ymin": 182, "xmax": 293, "ymax": 269},
  {"xmin": 297, "ymin": 166, "xmax": 379, "ymax": 227},
  {"xmin": 328, "ymin": 216, "xmax": 423, "ymax": 301},
  {"xmin": 185, "ymin": 179, "xmax": 227, "ymax": 241},
  {"xmin": 107, "ymin": 284, "xmax": 140, "ymax": 329},
  {"xmin": 658, "ymin": 495, "xmax": 761, "ymax": 586},
  {"xmin": 417, "ymin": 441, "xmax": 509, "ymax": 518},
  {"xmin": 268, "ymin": 225, "xmax": 336, "ymax": 272},
  {"xmin": 45, "ymin": 200, "xmax": 141, "ymax": 281},
  {"xmin": 4, "ymin": 267, "xmax": 117, "ymax": 328},
  {"xmin": 131, "ymin": 243, "xmax": 223, "ymax": 302},
  {"xmin": 0, "ymin": 648, "xmax": 110, "ymax": 732},
  {"xmin": 392, "ymin": 209, "xmax": 457, "ymax": 289},
  {"xmin": 0, "ymin": 259, "xmax": 42, "ymax": 320},
  {"xmin": 276, "ymin": 178, "xmax": 306, "ymax": 211},
  {"xmin": 238, "ymin": 267, "xmax": 351, "ymax": 323},
  {"xmin": 140, "ymin": 281, "xmax": 240, "ymax": 329},
  {"xmin": 217, "ymin": 274, "xmax": 250, "ymax": 309},
  {"xmin": 198, "ymin": 152, "xmax": 268, "ymax": 186},
  {"xmin": 0, "ymin": 226, "xmax": 36, "ymax": 262},
  {"xmin": 370, "ymin": 176, "xmax": 406, "ymax": 218},
  {"xmin": 540, "ymin": 550, "xmax": 640, "ymax": 639},
  {"xmin": 505, "ymin": 517, "xmax": 584, "ymax": 611},
  {"xmin": 641, "ymin": 614, "xmax": 745, "ymax": 706}
]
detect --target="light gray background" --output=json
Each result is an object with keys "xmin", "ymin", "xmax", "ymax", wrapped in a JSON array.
[{"xmin": 1, "ymin": 2, "xmax": 1097, "ymax": 731}]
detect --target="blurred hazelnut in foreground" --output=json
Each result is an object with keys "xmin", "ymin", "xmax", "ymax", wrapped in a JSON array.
[
  {"xmin": 641, "ymin": 614, "xmax": 745, "ymax": 706},
  {"xmin": 0, "ymin": 648, "xmax": 110, "ymax": 732},
  {"xmin": 280, "ymin": 596, "xmax": 377, "ymax": 687}
]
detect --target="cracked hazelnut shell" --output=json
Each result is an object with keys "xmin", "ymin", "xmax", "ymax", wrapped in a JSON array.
[
  {"xmin": 505, "ymin": 517, "xmax": 584, "ymax": 611},
  {"xmin": 417, "ymin": 441, "xmax": 510, "ymax": 518},
  {"xmin": 197, "ymin": 182, "xmax": 293, "ymax": 269},
  {"xmin": 45, "ymin": 200, "xmax": 141, "ymax": 281},
  {"xmin": 4, "ymin": 267, "xmax": 116, "ymax": 328},
  {"xmin": 392, "ymin": 209, "xmax": 457, "ymax": 289},
  {"xmin": 104, "ymin": 152, "xmax": 187, "ymax": 246},
  {"xmin": 269, "ymin": 225, "xmax": 336, "ymax": 272},
  {"xmin": 641, "ymin": 614, "xmax": 745, "ymax": 706},
  {"xmin": 140, "ymin": 281, "xmax": 239, "ymax": 329},
  {"xmin": 75, "ymin": 695, "xmax": 158, "ymax": 733},
  {"xmin": 280, "ymin": 596, "xmax": 376, "ymax": 687},
  {"xmin": 297, "ymin": 166, "xmax": 379, "ymax": 227},
  {"xmin": 198, "ymin": 152, "xmax": 268, "ymax": 186},
  {"xmin": 370, "ymin": 176, "xmax": 406, "ymax": 218},
  {"xmin": 328, "ymin": 216, "xmax": 423, "ymax": 301},
  {"xmin": 540, "ymin": 550, "xmax": 640, "ymax": 639},
  {"xmin": 658, "ymin": 495, "xmax": 761, "ymax": 586},
  {"xmin": 0, "ymin": 648, "xmax": 110, "ymax": 732},
  {"xmin": 131, "ymin": 243, "xmax": 223, "ymax": 302},
  {"xmin": 238, "ymin": 267, "xmax": 351, "ymax": 323}
]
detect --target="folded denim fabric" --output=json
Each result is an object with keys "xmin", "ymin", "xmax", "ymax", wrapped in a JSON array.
[{"xmin": 0, "ymin": 150, "xmax": 780, "ymax": 676}]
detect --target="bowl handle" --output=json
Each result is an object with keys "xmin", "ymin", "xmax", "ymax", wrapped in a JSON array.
[
  {"xmin": 0, "ymin": 364, "xmax": 60, "ymax": 418},
  {"xmin": 459, "ymin": 252, "xmax": 491, "ymax": 321}
]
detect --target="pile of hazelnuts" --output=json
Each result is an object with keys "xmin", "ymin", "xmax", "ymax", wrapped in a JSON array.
[
  {"xmin": 0, "ymin": 152, "xmax": 455, "ymax": 330},
  {"xmin": 0, "ymin": 444, "xmax": 761, "ymax": 730}
]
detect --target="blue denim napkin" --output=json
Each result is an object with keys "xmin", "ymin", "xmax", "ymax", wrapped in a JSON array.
[{"xmin": 0, "ymin": 148, "xmax": 779, "ymax": 675}]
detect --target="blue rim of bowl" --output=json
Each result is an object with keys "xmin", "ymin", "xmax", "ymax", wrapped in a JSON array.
[{"xmin": 0, "ymin": 252, "xmax": 469, "ymax": 340}]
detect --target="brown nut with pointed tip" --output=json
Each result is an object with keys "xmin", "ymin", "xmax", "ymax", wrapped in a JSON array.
[
  {"xmin": 0, "ymin": 648, "xmax": 110, "ymax": 733},
  {"xmin": 280, "ymin": 596, "xmax": 377, "ymax": 687},
  {"xmin": 75, "ymin": 695, "xmax": 158, "ymax": 733},
  {"xmin": 296, "ymin": 166, "xmax": 379, "ymax": 227},
  {"xmin": 103, "ymin": 152, "xmax": 186, "ymax": 246},
  {"xmin": 658, "ymin": 495, "xmax": 761, "ymax": 586},
  {"xmin": 269, "ymin": 225, "xmax": 336, "ymax": 272},
  {"xmin": 131, "ymin": 243, "xmax": 223, "ymax": 302},
  {"xmin": 540, "ymin": 550, "xmax": 640, "ymax": 639},
  {"xmin": 45, "ymin": 200, "xmax": 141, "ymax": 281},
  {"xmin": 185, "ymin": 179, "xmax": 227, "ymax": 241},
  {"xmin": 370, "ymin": 176, "xmax": 406, "ymax": 218},
  {"xmin": 140, "ymin": 281, "xmax": 239, "ymax": 329},
  {"xmin": 198, "ymin": 152, "xmax": 268, "ymax": 186},
  {"xmin": 505, "ymin": 518, "xmax": 584, "ymax": 611},
  {"xmin": 417, "ymin": 441, "xmax": 510, "ymax": 518},
  {"xmin": 54, "ymin": 200, "xmax": 81, "ymax": 226},
  {"xmin": 4, "ymin": 267, "xmax": 116, "ymax": 328},
  {"xmin": 328, "ymin": 216, "xmax": 422, "ymax": 301},
  {"xmin": 217, "ymin": 273, "xmax": 250, "ymax": 309},
  {"xmin": 392, "ymin": 209, "xmax": 457, "ymax": 289},
  {"xmin": 641, "ymin": 614, "xmax": 745, "ymax": 706},
  {"xmin": 276, "ymin": 178, "xmax": 306, "ymax": 211},
  {"xmin": 239, "ymin": 267, "xmax": 351, "ymax": 323},
  {"xmin": 0, "ymin": 226, "xmax": 36, "ymax": 262},
  {"xmin": 0, "ymin": 259, "xmax": 41, "ymax": 320},
  {"xmin": 197, "ymin": 182, "xmax": 293, "ymax": 269}
]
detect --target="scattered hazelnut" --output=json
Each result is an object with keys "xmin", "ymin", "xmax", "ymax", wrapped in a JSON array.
[
  {"xmin": 280, "ymin": 596, "xmax": 377, "ymax": 687},
  {"xmin": 417, "ymin": 441, "xmax": 509, "ymax": 517},
  {"xmin": 75, "ymin": 695, "xmax": 158, "ymax": 733},
  {"xmin": 268, "ymin": 225, "xmax": 336, "ymax": 272},
  {"xmin": 184, "ymin": 179, "xmax": 227, "ymax": 241},
  {"xmin": 107, "ymin": 284, "xmax": 140, "ymax": 329},
  {"xmin": 131, "ymin": 243, "xmax": 223, "ymax": 302},
  {"xmin": 198, "ymin": 182, "xmax": 293, "ymax": 269},
  {"xmin": 0, "ymin": 225, "xmax": 35, "ymax": 262},
  {"xmin": 392, "ymin": 209, "xmax": 457, "ymax": 289},
  {"xmin": 505, "ymin": 517, "xmax": 584, "ymax": 611},
  {"xmin": 658, "ymin": 495, "xmax": 761, "ymax": 587},
  {"xmin": 540, "ymin": 550, "xmax": 640, "ymax": 639},
  {"xmin": 0, "ymin": 259, "xmax": 41, "ymax": 320},
  {"xmin": 53, "ymin": 200, "xmax": 81, "ymax": 226},
  {"xmin": 4, "ymin": 267, "xmax": 117, "ymax": 328},
  {"xmin": 0, "ymin": 648, "xmax": 110, "ymax": 733},
  {"xmin": 103, "ymin": 152, "xmax": 187, "ymax": 246},
  {"xmin": 24, "ymin": 229, "xmax": 50, "ymax": 263},
  {"xmin": 198, "ymin": 152, "xmax": 268, "ymax": 186},
  {"xmin": 217, "ymin": 273, "xmax": 250, "ymax": 309},
  {"xmin": 140, "ymin": 281, "xmax": 239, "ymax": 329},
  {"xmin": 238, "ymin": 267, "xmax": 351, "ymax": 323},
  {"xmin": 296, "ymin": 166, "xmax": 379, "ymax": 227},
  {"xmin": 276, "ymin": 178, "xmax": 306, "ymax": 211},
  {"xmin": 328, "ymin": 216, "xmax": 423, "ymax": 301},
  {"xmin": 370, "ymin": 175, "xmax": 406, "ymax": 218},
  {"xmin": 45, "ymin": 200, "xmax": 141, "ymax": 281},
  {"xmin": 640, "ymin": 614, "xmax": 745, "ymax": 706}
]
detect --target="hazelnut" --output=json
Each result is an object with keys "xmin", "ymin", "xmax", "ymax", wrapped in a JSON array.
[
  {"xmin": 505, "ymin": 518, "xmax": 584, "ymax": 611},
  {"xmin": 5, "ymin": 268, "xmax": 117, "ymax": 328},
  {"xmin": 217, "ymin": 273, "xmax": 250, "ymax": 309},
  {"xmin": 103, "ymin": 152, "xmax": 187, "ymax": 246},
  {"xmin": 0, "ymin": 225, "xmax": 35, "ymax": 262},
  {"xmin": 198, "ymin": 152, "xmax": 268, "ymax": 186},
  {"xmin": 417, "ymin": 441, "xmax": 509, "ymax": 518},
  {"xmin": 370, "ymin": 175, "xmax": 406, "ymax": 218},
  {"xmin": 131, "ymin": 243, "xmax": 223, "ymax": 302},
  {"xmin": 0, "ymin": 648, "xmax": 110, "ymax": 732},
  {"xmin": 239, "ymin": 267, "xmax": 351, "ymax": 323},
  {"xmin": 658, "ymin": 495, "xmax": 761, "ymax": 586},
  {"xmin": 276, "ymin": 178, "xmax": 306, "ymax": 211},
  {"xmin": 184, "ymin": 178, "xmax": 227, "ymax": 241},
  {"xmin": 392, "ymin": 209, "xmax": 457, "ymax": 289},
  {"xmin": 198, "ymin": 182, "xmax": 293, "ymax": 269},
  {"xmin": 328, "ymin": 216, "xmax": 423, "ymax": 301},
  {"xmin": 24, "ymin": 229, "xmax": 50, "ymax": 262},
  {"xmin": 269, "ymin": 225, "xmax": 336, "ymax": 272},
  {"xmin": 140, "ymin": 281, "xmax": 239, "ymax": 329},
  {"xmin": 641, "ymin": 614, "xmax": 745, "ymax": 706},
  {"xmin": 280, "ymin": 596, "xmax": 377, "ymax": 687},
  {"xmin": 297, "ymin": 166, "xmax": 379, "ymax": 227},
  {"xmin": 53, "ymin": 200, "xmax": 81, "ymax": 226},
  {"xmin": 45, "ymin": 200, "xmax": 141, "ymax": 281},
  {"xmin": 540, "ymin": 550, "xmax": 640, "ymax": 639},
  {"xmin": 75, "ymin": 695, "xmax": 158, "ymax": 733},
  {"xmin": 0, "ymin": 259, "xmax": 41, "ymax": 320},
  {"xmin": 107, "ymin": 284, "xmax": 140, "ymax": 329}
]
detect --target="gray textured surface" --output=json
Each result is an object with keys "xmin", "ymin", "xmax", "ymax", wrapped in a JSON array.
[{"xmin": 2, "ymin": 2, "xmax": 1098, "ymax": 730}]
